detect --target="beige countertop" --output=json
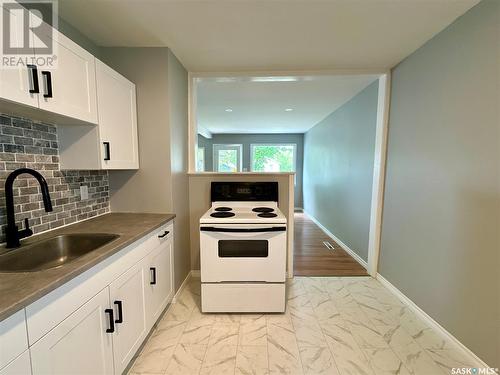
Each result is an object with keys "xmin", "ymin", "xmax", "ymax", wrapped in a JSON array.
[{"xmin": 0, "ymin": 212, "xmax": 175, "ymax": 322}]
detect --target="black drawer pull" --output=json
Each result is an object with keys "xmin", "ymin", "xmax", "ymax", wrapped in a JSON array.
[
  {"xmin": 105, "ymin": 308, "xmax": 114, "ymax": 333},
  {"xmin": 103, "ymin": 142, "xmax": 111, "ymax": 161},
  {"xmin": 27, "ymin": 65, "xmax": 39, "ymax": 94},
  {"xmin": 114, "ymin": 300, "xmax": 123, "ymax": 323},
  {"xmin": 158, "ymin": 230, "xmax": 169, "ymax": 238},
  {"xmin": 150, "ymin": 267, "xmax": 157, "ymax": 285},
  {"xmin": 41, "ymin": 71, "xmax": 52, "ymax": 98}
]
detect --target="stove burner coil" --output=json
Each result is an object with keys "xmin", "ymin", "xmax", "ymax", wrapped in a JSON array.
[
  {"xmin": 257, "ymin": 212, "xmax": 278, "ymax": 218},
  {"xmin": 210, "ymin": 212, "xmax": 235, "ymax": 218},
  {"xmin": 252, "ymin": 207, "xmax": 275, "ymax": 213},
  {"xmin": 214, "ymin": 207, "xmax": 233, "ymax": 212}
]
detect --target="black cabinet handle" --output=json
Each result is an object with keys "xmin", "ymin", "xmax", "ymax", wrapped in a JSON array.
[
  {"xmin": 114, "ymin": 300, "xmax": 123, "ymax": 323},
  {"xmin": 158, "ymin": 230, "xmax": 169, "ymax": 238},
  {"xmin": 105, "ymin": 308, "xmax": 114, "ymax": 333},
  {"xmin": 150, "ymin": 267, "xmax": 157, "ymax": 285},
  {"xmin": 41, "ymin": 71, "xmax": 52, "ymax": 98},
  {"xmin": 27, "ymin": 65, "xmax": 39, "ymax": 94},
  {"xmin": 103, "ymin": 142, "xmax": 110, "ymax": 160}
]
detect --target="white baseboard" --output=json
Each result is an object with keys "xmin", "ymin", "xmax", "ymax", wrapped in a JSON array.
[
  {"xmin": 172, "ymin": 270, "xmax": 193, "ymax": 303},
  {"xmin": 303, "ymin": 211, "xmax": 368, "ymax": 269},
  {"xmin": 191, "ymin": 270, "xmax": 200, "ymax": 278},
  {"xmin": 376, "ymin": 273, "xmax": 491, "ymax": 369}
]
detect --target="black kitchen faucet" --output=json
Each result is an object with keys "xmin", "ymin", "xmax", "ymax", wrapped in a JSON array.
[{"xmin": 4, "ymin": 168, "xmax": 53, "ymax": 248}]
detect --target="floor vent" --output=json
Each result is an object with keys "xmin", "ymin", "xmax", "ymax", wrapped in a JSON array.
[{"xmin": 323, "ymin": 241, "xmax": 335, "ymax": 251}]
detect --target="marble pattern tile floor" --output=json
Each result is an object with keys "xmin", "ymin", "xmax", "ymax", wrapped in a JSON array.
[{"xmin": 128, "ymin": 276, "xmax": 474, "ymax": 375}]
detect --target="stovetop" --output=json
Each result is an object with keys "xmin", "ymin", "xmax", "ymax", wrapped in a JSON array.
[{"xmin": 200, "ymin": 202, "xmax": 287, "ymax": 224}]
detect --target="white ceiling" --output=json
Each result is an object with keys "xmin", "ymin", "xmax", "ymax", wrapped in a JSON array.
[
  {"xmin": 196, "ymin": 75, "xmax": 378, "ymax": 134},
  {"xmin": 58, "ymin": 0, "xmax": 478, "ymax": 72}
]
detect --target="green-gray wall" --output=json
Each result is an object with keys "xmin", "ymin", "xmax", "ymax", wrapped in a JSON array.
[
  {"xmin": 303, "ymin": 81, "xmax": 379, "ymax": 262},
  {"xmin": 199, "ymin": 133, "xmax": 304, "ymax": 207},
  {"xmin": 380, "ymin": 0, "xmax": 499, "ymax": 367}
]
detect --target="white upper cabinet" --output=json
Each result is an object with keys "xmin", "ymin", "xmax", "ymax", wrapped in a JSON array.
[
  {"xmin": 0, "ymin": 10, "xmax": 139, "ymax": 169},
  {"xmin": 36, "ymin": 31, "xmax": 98, "ymax": 124},
  {"xmin": 0, "ymin": 5, "xmax": 39, "ymax": 108},
  {"xmin": 96, "ymin": 60, "xmax": 139, "ymax": 169}
]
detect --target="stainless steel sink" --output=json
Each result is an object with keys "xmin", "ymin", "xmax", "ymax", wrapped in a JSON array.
[{"xmin": 0, "ymin": 233, "xmax": 119, "ymax": 272}]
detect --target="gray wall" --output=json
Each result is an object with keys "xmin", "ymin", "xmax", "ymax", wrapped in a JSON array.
[
  {"xmin": 167, "ymin": 50, "xmax": 191, "ymax": 292},
  {"xmin": 380, "ymin": 0, "xmax": 499, "ymax": 367},
  {"xmin": 99, "ymin": 48, "xmax": 190, "ymax": 291},
  {"xmin": 198, "ymin": 133, "xmax": 304, "ymax": 207},
  {"xmin": 303, "ymin": 81, "xmax": 379, "ymax": 262}
]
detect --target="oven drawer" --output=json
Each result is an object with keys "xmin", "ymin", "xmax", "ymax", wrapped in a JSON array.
[
  {"xmin": 200, "ymin": 225, "xmax": 286, "ymax": 283},
  {"xmin": 201, "ymin": 283, "xmax": 285, "ymax": 313}
]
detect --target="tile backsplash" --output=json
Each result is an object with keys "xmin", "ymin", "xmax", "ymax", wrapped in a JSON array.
[{"xmin": 0, "ymin": 113, "xmax": 110, "ymax": 243}]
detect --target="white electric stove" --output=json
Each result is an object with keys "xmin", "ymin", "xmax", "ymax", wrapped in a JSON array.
[{"xmin": 200, "ymin": 182, "xmax": 287, "ymax": 313}]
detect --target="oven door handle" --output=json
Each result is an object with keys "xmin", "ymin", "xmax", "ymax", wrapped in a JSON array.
[{"xmin": 200, "ymin": 226, "xmax": 286, "ymax": 233}]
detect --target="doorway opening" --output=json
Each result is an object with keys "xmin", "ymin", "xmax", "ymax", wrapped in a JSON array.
[{"xmin": 189, "ymin": 72, "xmax": 390, "ymax": 277}]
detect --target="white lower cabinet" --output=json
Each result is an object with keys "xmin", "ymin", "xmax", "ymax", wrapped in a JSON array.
[
  {"xmin": 109, "ymin": 261, "xmax": 147, "ymax": 375},
  {"xmin": 144, "ymin": 236, "xmax": 174, "ymax": 329},
  {"xmin": 0, "ymin": 310, "xmax": 28, "ymax": 371},
  {"xmin": 0, "ymin": 352, "xmax": 31, "ymax": 375},
  {"xmin": 30, "ymin": 288, "xmax": 114, "ymax": 375},
  {"xmin": 2, "ymin": 222, "xmax": 176, "ymax": 375}
]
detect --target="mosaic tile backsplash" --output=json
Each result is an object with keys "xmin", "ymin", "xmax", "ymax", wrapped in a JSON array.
[{"xmin": 0, "ymin": 113, "xmax": 110, "ymax": 243}]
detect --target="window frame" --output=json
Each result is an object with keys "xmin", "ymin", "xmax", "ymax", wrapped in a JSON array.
[
  {"xmin": 196, "ymin": 146, "xmax": 205, "ymax": 172},
  {"xmin": 213, "ymin": 144, "xmax": 243, "ymax": 172},
  {"xmin": 250, "ymin": 143, "xmax": 297, "ymax": 173}
]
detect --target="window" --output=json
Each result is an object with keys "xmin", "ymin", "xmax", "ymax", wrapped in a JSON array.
[
  {"xmin": 213, "ymin": 144, "xmax": 242, "ymax": 172},
  {"xmin": 251, "ymin": 144, "xmax": 296, "ymax": 172},
  {"xmin": 196, "ymin": 146, "xmax": 205, "ymax": 172}
]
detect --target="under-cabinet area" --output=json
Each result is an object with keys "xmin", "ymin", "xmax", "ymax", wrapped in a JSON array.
[{"xmin": 0, "ymin": 213, "xmax": 175, "ymax": 375}]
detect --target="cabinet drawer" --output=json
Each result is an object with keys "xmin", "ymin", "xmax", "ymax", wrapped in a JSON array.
[
  {"xmin": 0, "ymin": 310, "xmax": 28, "ymax": 370},
  {"xmin": 148, "ymin": 222, "xmax": 174, "ymax": 250}
]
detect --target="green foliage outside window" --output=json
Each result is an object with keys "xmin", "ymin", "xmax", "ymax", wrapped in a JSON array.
[
  {"xmin": 252, "ymin": 145, "xmax": 295, "ymax": 172},
  {"xmin": 218, "ymin": 149, "xmax": 238, "ymax": 172}
]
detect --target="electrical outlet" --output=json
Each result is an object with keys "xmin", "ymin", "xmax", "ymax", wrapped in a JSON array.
[{"xmin": 80, "ymin": 185, "xmax": 89, "ymax": 200}]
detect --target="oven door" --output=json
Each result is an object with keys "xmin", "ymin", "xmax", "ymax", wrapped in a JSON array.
[{"xmin": 200, "ymin": 224, "xmax": 287, "ymax": 283}]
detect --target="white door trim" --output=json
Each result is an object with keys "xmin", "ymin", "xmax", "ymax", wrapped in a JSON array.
[{"xmin": 367, "ymin": 73, "xmax": 391, "ymax": 276}]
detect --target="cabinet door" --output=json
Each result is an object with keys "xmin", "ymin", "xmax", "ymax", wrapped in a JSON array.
[
  {"xmin": 0, "ymin": 5, "xmax": 39, "ymax": 108},
  {"xmin": 0, "ymin": 351, "xmax": 31, "ymax": 375},
  {"xmin": 0, "ymin": 310, "xmax": 28, "ymax": 370},
  {"xmin": 96, "ymin": 60, "xmax": 139, "ymax": 169},
  {"xmin": 144, "ymin": 236, "xmax": 174, "ymax": 329},
  {"xmin": 30, "ymin": 288, "xmax": 114, "ymax": 375},
  {"xmin": 37, "ymin": 30, "xmax": 98, "ymax": 124},
  {"xmin": 109, "ymin": 261, "xmax": 147, "ymax": 375}
]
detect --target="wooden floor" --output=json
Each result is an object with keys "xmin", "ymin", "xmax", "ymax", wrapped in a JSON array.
[{"xmin": 294, "ymin": 213, "xmax": 368, "ymax": 276}]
